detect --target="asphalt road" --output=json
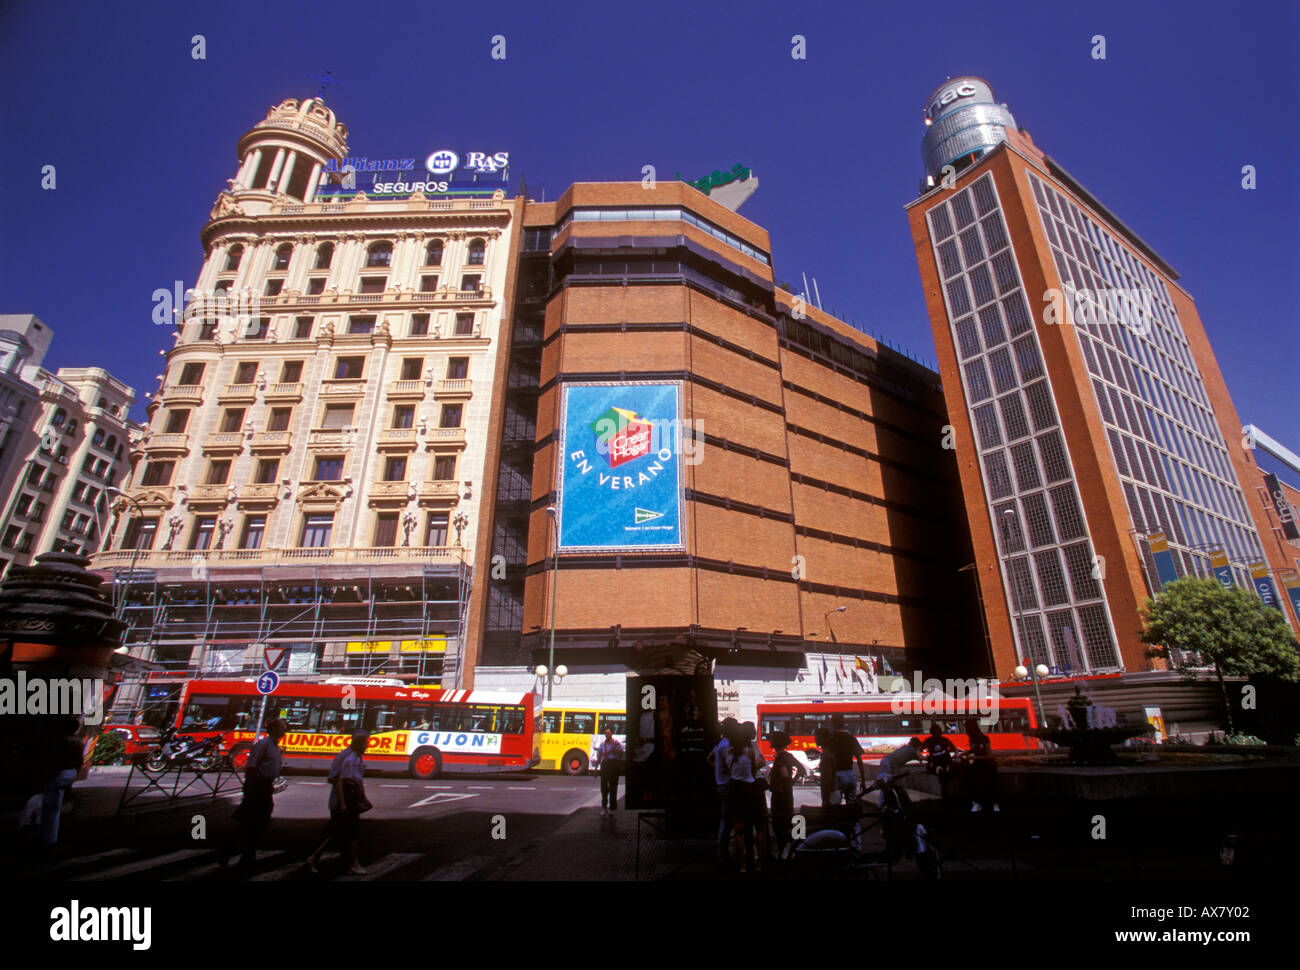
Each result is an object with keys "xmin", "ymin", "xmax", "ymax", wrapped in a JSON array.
[{"xmin": 6, "ymin": 765, "xmax": 628, "ymax": 882}]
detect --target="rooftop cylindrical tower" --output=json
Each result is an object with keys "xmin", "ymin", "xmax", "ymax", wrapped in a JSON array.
[
  {"xmin": 229, "ymin": 97, "xmax": 349, "ymax": 203},
  {"xmin": 919, "ymin": 76, "xmax": 1016, "ymax": 191}
]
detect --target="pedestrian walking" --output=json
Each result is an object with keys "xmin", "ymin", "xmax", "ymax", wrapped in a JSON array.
[
  {"xmin": 814, "ymin": 727, "xmax": 839, "ymax": 807},
  {"xmin": 707, "ymin": 717, "xmax": 738, "ymax": 862},
  {"xmin": 306, "ymin": 731, "xmax": 371, "ymax": 875},
  {"xmin": 40, "ymin": 716, "xmax": 84, "ymax": 848},
  {"xmin": 219, "ymin": 717, "xmax": 287, "ymax": 872},
  {"xmin": 594, "ymin": 727, "xmax": 624, "ymax": 814},
  {"xmin": 767, "ymin": 731, "xmax": 804, "ymax": 858},
  {"xmin": 828, "ymin": 713, "xmax": 866, "ymax": 804},
  {"xmin": 725, "ymin": 722, "xmax": 763, "ymax": 872},
  {"xmin": 964, "ymin": 717, "xmax": 1000, "ymax": 812}
]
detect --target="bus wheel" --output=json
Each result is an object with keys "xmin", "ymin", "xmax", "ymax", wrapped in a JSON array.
[
  {"xmin": 228, "ymin": 743, "xmax": 253, "ymax": 772},
  {"xmin": 409, "ymin": 748, "xmax": 443, "ymax": 780},
  {"xmin": 562, "ymin": 750, "xmax": 588, "ymax": 776}
]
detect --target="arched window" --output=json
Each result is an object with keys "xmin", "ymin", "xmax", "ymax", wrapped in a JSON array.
[
  {"xmin": 106, "ymin": 434, "xmax": 118, "ymax": 452},
  {"xmin": 224, "ymin": 245, "xmax": 244, "ymax": 272},
  {"xmin": 425, "ymin": 240, "xmax": 444, "ymax": 266},
  {"xmin": 66, "ymin": 419, "xmax": 78, "ymax": 436},
  {"xmin": 273, "ymin": 243, "xmax": 293, "ymax": 271},
  {"xmin": 315, "ymin": 242, "xmax": 334, "ymax": 269},
  {"xmin": 52, "ymin": 408, "xmax": 67, "ymax": 428},
  {"xmin": 467, "ymin": 238, "xmax": 486, "ymax": 266},
  {"xmin": 366, "ymin": 241, "xmax": 393, "ymax": 268},
  {"xmin": 97, "ymin": 397, "xmax": 108, "ymax": 409},
  {"xmin": 93, "ymin": 428, "xmax": 105, "ymax": 447}
]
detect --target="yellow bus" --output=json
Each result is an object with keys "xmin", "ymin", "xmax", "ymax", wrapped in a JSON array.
[{"xmin": 534, "ymin": 705, "xmax": 627, "ymax": 774}]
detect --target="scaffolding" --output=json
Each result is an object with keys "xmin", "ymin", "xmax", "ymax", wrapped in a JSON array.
[{"xmin": 104, "ymin": 559, "xmax": 471, "ymax": 720}]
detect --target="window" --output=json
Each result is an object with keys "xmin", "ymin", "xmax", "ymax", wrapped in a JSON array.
[
  {"xmin": 314, "ymin": 456, "xmax": 344, "ymax": 480},
  {"xmin": 400, "ymin": 357, "xmax": 423, "ymax": 381},
  {"xmin": 460, "ymin": 275, "xmax": 481, "ymax": 293},
  {"xmin": 263, "ymin": 280, "xmax": 283, "ymax": 298},
  {"xmin": 300, "ymin": 514, "xmax": 334, "ymax": 548},
  {"xmin": 425, "ymin": 512, "xmax": 449, "ymax": 546},
  {"xmin": 254, "ymin": 459, "xmax": 279, "ymax": 484},
  {"xmin": 220, "ymin": 409, "xmax": 245, "ymax": 433},
  {"xmin": 315, "ymin": 242, "xmax": 334, "ymax": 270},
  {"xmin": 321, "ymin": 404, "xmax": 353, "ymax": 429},
  {"xmin": 358, "ymin": 277, "xmax": 385, "ymax": 295},
  {"xmin": 14, "ymin": 494, "xmax": 33, "ymax": 517},
  {"xmin": 51, "ymin": 408, "xmax": 67, "ymax": 428},
  {"xmin": 424, "ymin": 240, "xmax": 443, "ymax": 266},
  {"xmin": 206, "ymin": 460, "xmax": 231, "ymax": 485},
  {"xmin": 373, "ymin": 513, "xmax": 399, "ymax": 547},
  {"xmin": 2, "ymin": 526, "xmax": 19, "ymax": 549},
  {"xmin": 267, "ymin": 407, "xmax": 292, "ymax": 431},
  {"xmin": 294, "ymin": 316, "xmax": 314, "ymax": 339},
  {"xmin": 392, "ymin": 405, "xmax": 415, "ymax": 429},
  {"xmin": 199, "ymin": 321, "xmax": 218, "ymax": 341},
  {"xmin": 334, "ymin": 357, "xmax": 364, "ymax": 379},
  {"xmin": 235, "ymin": 361, "xmax": 258, "ymax": 384},
  {"xmin": 410, "ymin": 314, "xmax": 430, "ymax": 336},
  {"xmin": 124, "ymin": 517, "xmax": 158, "ymax": 550},
  {"xmin": 439, "ymin": 404, "xmax": 463, "ymax": 428},
  {"xmin": 467, "ymin": 239, "xmax": 485, "ymax": 265},
  {"xmin": 190, "ymin": 517, "xmax": 217, "ymax": 550},
  {"xmin": 273, "ymin": 244, "xmax": 293, "ymax": 270},
  {"xmin": 239, "ymin": 515, "xmax": 266, "ymax": 550},
  {"xmin": 348, "ymin": 316, "xmax": 376, "ymax": 335},
  {"xmin": 224, "ymin": 245, "xmax": 244, "ymax": 272},
  {"xmin": 454, "ymin": 313, "xmax": 474, "ymax": 336},
  {"xmin": 141, "ymin": 461, "xmax": 174, "ymax": 486},
  {"xmin": 164, "ymin": 410, "xmax": 190, "ymax": 434},
  {"xmin": 383, "ymin": 456, "xmax": 407, "ymax": 481},
  {"xmin": 366, "ymin": 242, "xmax": 393, "ymax": 268},
  {"xmin": 179, "ymin": 362, "xmax": 205, "ymax": 385},
  {"xmin": 279, "ymin": 360, "xmax": 303, "ymax": 383},
  {"xmin": 446, "ymin": 357, "xmax": 468, "ymax": 379},
  {"xmin": 66, "ymin": 419, "xmax": 78, "ymax": 436},
  {"xmin": 307, "ymin": 278, "xmax": 326, "ymax": 296},
  {"xmin": 419, "ymin": 274, "xmax": 439, "ymax": 293},
  {"xmin": 61, "ymin": 510, "xmax": 75, "ymax": 531},
  {"xmin": 433, "ymin": 455, "xmax": 456, "ymax": 480}
]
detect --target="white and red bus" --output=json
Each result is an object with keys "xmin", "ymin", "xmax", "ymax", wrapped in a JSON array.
[
  {"xmin": 755, "ymin": 694, "xmax": 1040, "ymax": 763},
  {"xmin": 173, "ymin": 678, "xmax": 540, "ymax": 779}
]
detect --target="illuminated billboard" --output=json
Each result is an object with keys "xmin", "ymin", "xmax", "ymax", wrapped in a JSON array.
[{"xmin": 556, "ymin": 382, "xmax": 685, "ymax": 551}]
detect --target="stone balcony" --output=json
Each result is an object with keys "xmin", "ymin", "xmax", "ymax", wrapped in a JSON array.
[
  {"xmin": 218, "ymin": 383, "xmax": 258, "ymax": 404},
  {"xmin": 91, "ymin": 545, "xmax": 466, "ymax": 569},
  {"xmin": 320, "ymin": 379, "xmax": 365, "ymax": 398},
  {"xmin": 236, "ymin": 483, "xmax": 280, "ymax": 508},
  {"xmin": 264, "ymin": 382, "xmax": 304, "ymax": 402},
  {"xmin": 162, "ymin": 384, "xmax": 204, "ymax": 405},
  {"xmin": 426, "ymin": 427, "xmax": 467, "ymax": 447},
  {"xmin": 141, "ymin": 433, "xmax": 189, "ymax": 455},
  {"xmin": 203, "ymin": 431, "xmax": 245, "ymax": 454},
  {"xmin": 187, "ymin": 483, "xmax": 233, "ymax": 506},
  {"xmin": 418, "ymin": 481, "xmax": 460, "ymax": 504},
  {"xmin": 376, "ymin": 427, "xmax": 418, "ymax": 451},
  {"xmin": 386, "ymin": 379, "xmax": 427, "ymax": 401},
  {"xmin": 368, "ymin": 481, "xmax": 411, "ymax": 504},
  {"xmin": 250, "ymin": 430, "xmax": 293, "ymax": 454},
  {"xmin": 308, "ymin": 428, "xmax": 354, "ymax": 450},
  {"xmin": 435, "ymin": 379, "xmax": 472, "ymax": 398}
]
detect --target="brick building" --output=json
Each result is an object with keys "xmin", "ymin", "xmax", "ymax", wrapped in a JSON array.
[{"xmin": 906, "ymin": 77, "xmax": 1299, "ymax": 729}]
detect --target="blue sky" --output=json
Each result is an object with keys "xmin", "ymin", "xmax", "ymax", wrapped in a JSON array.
[{"xmin": 2, "ymin": 0, "xmax": 1296, "ymax": 475}]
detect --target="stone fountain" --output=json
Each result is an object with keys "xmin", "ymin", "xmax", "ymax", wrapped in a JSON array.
[{"xmin": 1029, "ymin": 685, "xmax": 1152, "ymax": 763}]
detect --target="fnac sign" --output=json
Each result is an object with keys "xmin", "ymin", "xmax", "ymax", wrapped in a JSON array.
[{"xmin": 925, "ymin": 82, "xmax": 979, "ymax": 121}]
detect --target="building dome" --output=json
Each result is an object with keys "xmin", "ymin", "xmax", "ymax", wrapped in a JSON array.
[
  {"xmin": 920, "ymin": 77, "xmax": 1016, "ymax": 187},
  {"xmin": 241, "ymin": 96, "xmax": 349, "ymax": 161},
  {"xmin": 228, "ymin": 96, "xmax": 350, "ymax": 202}
]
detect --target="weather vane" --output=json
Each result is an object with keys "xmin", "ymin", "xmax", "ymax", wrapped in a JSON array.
[{"xmin": 307, "ymin": 70, "xmax": 340, "ymax": 100}]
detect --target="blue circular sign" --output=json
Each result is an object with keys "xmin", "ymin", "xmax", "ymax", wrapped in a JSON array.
[{"xmin": 256, "ymin": 671, "xmax": 279, "ymax": 695}]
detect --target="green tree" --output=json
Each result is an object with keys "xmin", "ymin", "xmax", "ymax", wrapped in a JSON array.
[{"xmin": 1141, "ymin": 577, "xmax": 1300, "ymax": 733}]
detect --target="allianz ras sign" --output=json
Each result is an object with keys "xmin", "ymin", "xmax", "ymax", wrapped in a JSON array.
[{"xmin": 322, "ymin": 150, "xmax": 509, "ymax": 176}]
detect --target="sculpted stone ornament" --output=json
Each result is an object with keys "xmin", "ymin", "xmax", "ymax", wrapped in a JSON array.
[{"xmin": 211, "ymin": 192, "xmax": 245, "ymax": 219}]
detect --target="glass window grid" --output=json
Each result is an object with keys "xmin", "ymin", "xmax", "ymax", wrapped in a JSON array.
[{"xmin": 930, "ymin": 175, "xmax": 1119, "ymax": 671}]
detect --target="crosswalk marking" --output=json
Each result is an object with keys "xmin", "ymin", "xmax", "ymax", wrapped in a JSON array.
[
  {"xmin": 248, "ymin": 858, "xmax": 310, "ymax": 881},
  {"xmin": 337, "ymin": 853, "xmax": 423, "ymax": 881},
  {"xmin": 409, "ymin": 791, "xmax": 478, "ymax": 808},
  {"xmin": 421, "ymin": 855, "xmax": 490, "ymax": 881},
  {"xmin": 467, "ymin": 786, "xmax": 495, "ymax": 790},
  {"xmin": 380, "ymin": 784, "xmax": 410, "ymax": 788},
  {"xmin": 75, "ymin": 849, "xmax": 208, "ymax": 881},
  {"xmin": 165, "ymin": 850, "xmax": 289, "ymax": 881},
  {"xmin": 423, "ymin": 785, "xmax": 452, "ymax": 789},
  {"xmin": 38, "ymin": 846, "xmax": 135, "ymax": 876},
  {"xmin": 507, "ymin": 786, "xmax": 536, "ymax": 790}
]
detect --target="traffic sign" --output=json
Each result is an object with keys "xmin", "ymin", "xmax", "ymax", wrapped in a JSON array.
[
  {"xmin": 263, "ymin": 645, "xmax": 288, "ymax": 672},
  {"xmin": 256, "ymin": 671, "xmax": 279, "ymax": 695}
]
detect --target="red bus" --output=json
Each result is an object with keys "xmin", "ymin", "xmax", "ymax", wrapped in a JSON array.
[
  {"xmin": 173, "ymin": 678, "xmax": 540, "ymax": 779},
  {"xmin": 755, "ymin": 694, "xmax": 1039, "ymax": 764}
]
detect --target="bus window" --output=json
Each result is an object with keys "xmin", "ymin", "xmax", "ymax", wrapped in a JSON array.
[
  {"xmin": 338, "ymin": 703, "xmax": 365, "ymax": 733},
  {"xmin": 499, "ymin": 706, "xmax": 525, "ymax": 734},
  {"xmin": 563, "ymin": 712, "xmax": 596, "ymax": 734},
  {"xmin": 406, "ymin": 705, "xmax": 432, "ymax": 729},
  {"xmin": 796, "ymin": 713, "xmax": 832, "ymax": 737},
  {"xmin": 840, "ymin": 714, "xmax": 867, "ymax": 735},
  {"xmin": 181, "ymin": 695, "xmax": 258, "ymax": 730},
  {"xmin": 760, "ymin": 716, "xmax": 792, "ymax": 738},
  {"xmin": 598, "ymin": 714, "xmax": 626, "ymax": 735},
  {"xmin": 282, "ymin": 700, "xmax": 332, "ymax": 733},
  {"xmin": 867, "ymin": 714, "xmax": 904, "ymax": 736},
  {"xmin": 539, "ymin": 711, "xmax": 562, "ymax": 734},
  {"xmin": 368, "ymin": 705, "xmax": 401, "ymax": 732},
  {"xmin": 318, "ymin": 702, "xmax": 345, "ymax": 735}
]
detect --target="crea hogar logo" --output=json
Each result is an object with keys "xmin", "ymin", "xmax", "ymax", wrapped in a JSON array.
[
  {"xmin": 594, "ymin": 406, "xmax": 654, "ymax": 468},
  {"xmin": 568, "ymin": 404, "xmax": 674, "ymax": 493}
]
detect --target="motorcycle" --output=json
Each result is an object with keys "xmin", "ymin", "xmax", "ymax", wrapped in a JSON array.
[{"xmin": 143, "ymin": 726, "xmax": 226, "ymax": 773}]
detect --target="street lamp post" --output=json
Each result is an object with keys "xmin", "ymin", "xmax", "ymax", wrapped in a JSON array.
[
  {"xmin": 824, "ymin": 605, "xmax": 847, "ymax": 691},
  {"xmin": 544, "ymin": 506, "xmax": 559, "ymax": 700}
]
